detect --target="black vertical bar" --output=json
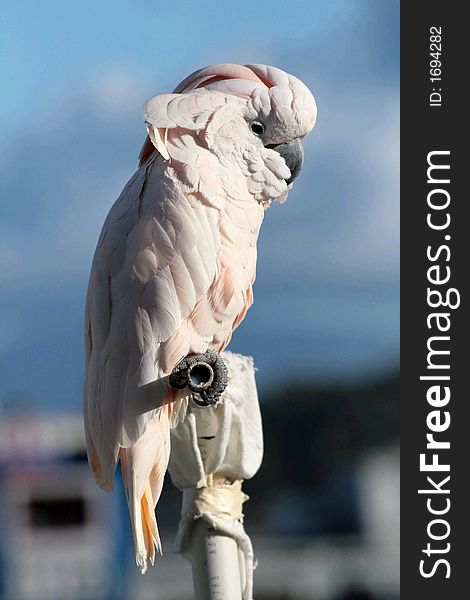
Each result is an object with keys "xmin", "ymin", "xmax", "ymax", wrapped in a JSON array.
[{"xmin": 401, "ymin": 3, "xmax": 468, "ymax": 598}]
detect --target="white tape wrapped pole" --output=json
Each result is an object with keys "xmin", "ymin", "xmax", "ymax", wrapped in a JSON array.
[{"xmin": 168, "ymin": 351, "xmax": 263, "ymax": 600}]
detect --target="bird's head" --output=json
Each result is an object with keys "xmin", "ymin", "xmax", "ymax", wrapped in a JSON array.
[{"xmin": 140, "ymin": 64, "xmax": 317, "ymax": 205}]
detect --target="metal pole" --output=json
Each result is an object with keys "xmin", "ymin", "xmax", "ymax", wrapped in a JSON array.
[
  {"xmin": 189, "ymin": 519, "xmax": 243, "ymax": 600},
  {"xmin": 187, "ymin": 407, "xmax": 244, "ymax": 600},
  {"xmin": 170, "ymin": 353, "xmax": 259, "ymax": 599}
]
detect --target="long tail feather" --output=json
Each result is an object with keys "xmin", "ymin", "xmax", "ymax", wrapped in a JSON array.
[{"xmin": 119, "ymin": 406, "xmax": 170, "ymax": 573}]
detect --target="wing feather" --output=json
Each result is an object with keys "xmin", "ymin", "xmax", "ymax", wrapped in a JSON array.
[{"xmin": 84, "ymin": 152, "xmax": 220, "ymax": 488}]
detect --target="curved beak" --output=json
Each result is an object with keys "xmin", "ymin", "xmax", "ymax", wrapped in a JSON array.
[{"xmin": 267, "ymin": 138, "xmax": 304, "ymax": 184}]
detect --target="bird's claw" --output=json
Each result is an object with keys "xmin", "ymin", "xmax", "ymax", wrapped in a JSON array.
[{"xmin": 169, "ymin": 349, "xmax": 228, "ymax": 406}]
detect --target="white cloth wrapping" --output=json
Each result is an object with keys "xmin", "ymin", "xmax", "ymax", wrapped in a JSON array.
[{"xmin": 168, "ymin": 351, "xmax": 263, "ymax": 600}]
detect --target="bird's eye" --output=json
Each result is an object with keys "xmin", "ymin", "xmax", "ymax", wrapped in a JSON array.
[{"xmin": 250, "ymin": 121, "xmax": 266, "ymax": 136}]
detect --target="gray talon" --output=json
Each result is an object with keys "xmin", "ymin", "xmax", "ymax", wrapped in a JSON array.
[{"xmin": 169, "ymin": 350, "xmax": 228, "ymax": 406}]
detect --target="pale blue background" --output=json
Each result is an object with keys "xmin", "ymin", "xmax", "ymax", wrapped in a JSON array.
[{"xmin": 0, "ymin": 0, "xmax": 399, "ymax": 412}]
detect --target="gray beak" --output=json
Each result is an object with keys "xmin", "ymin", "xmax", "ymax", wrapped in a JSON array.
[{"xmin": 267, "ymin": 138, "xmax": 304, "ymax": 184}]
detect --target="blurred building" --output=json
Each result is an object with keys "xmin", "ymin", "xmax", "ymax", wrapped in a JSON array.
[
  {"xmin": 128, "ymin": 445, "xmax": 399, "ymax": 600},
  {"xmin": 0, "ymin": 378, "xmax": 399, "ymax": 600},
  {"xmin": 0, "ymin": 415, "xmax": 128, "ymax": 600}
]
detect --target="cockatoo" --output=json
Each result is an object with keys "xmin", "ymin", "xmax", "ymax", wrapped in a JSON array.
[{"xmin": 83, "ymin": 63, "xmax": 317, "ymax": 572}]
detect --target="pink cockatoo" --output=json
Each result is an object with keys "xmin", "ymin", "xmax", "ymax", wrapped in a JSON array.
[{"xmin": 83, "ymin": 63, "xmax": 317, "ymax": 572}]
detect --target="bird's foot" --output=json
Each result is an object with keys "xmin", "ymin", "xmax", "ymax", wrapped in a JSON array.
[{"xmin": 169, "ymin": 350, "xmax": 228, "ymax": 406}]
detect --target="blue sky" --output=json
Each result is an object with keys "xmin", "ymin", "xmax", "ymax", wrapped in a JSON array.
[{"xmin": 0, "ymin": 1, "xmax": 399, "ymax": 412}]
